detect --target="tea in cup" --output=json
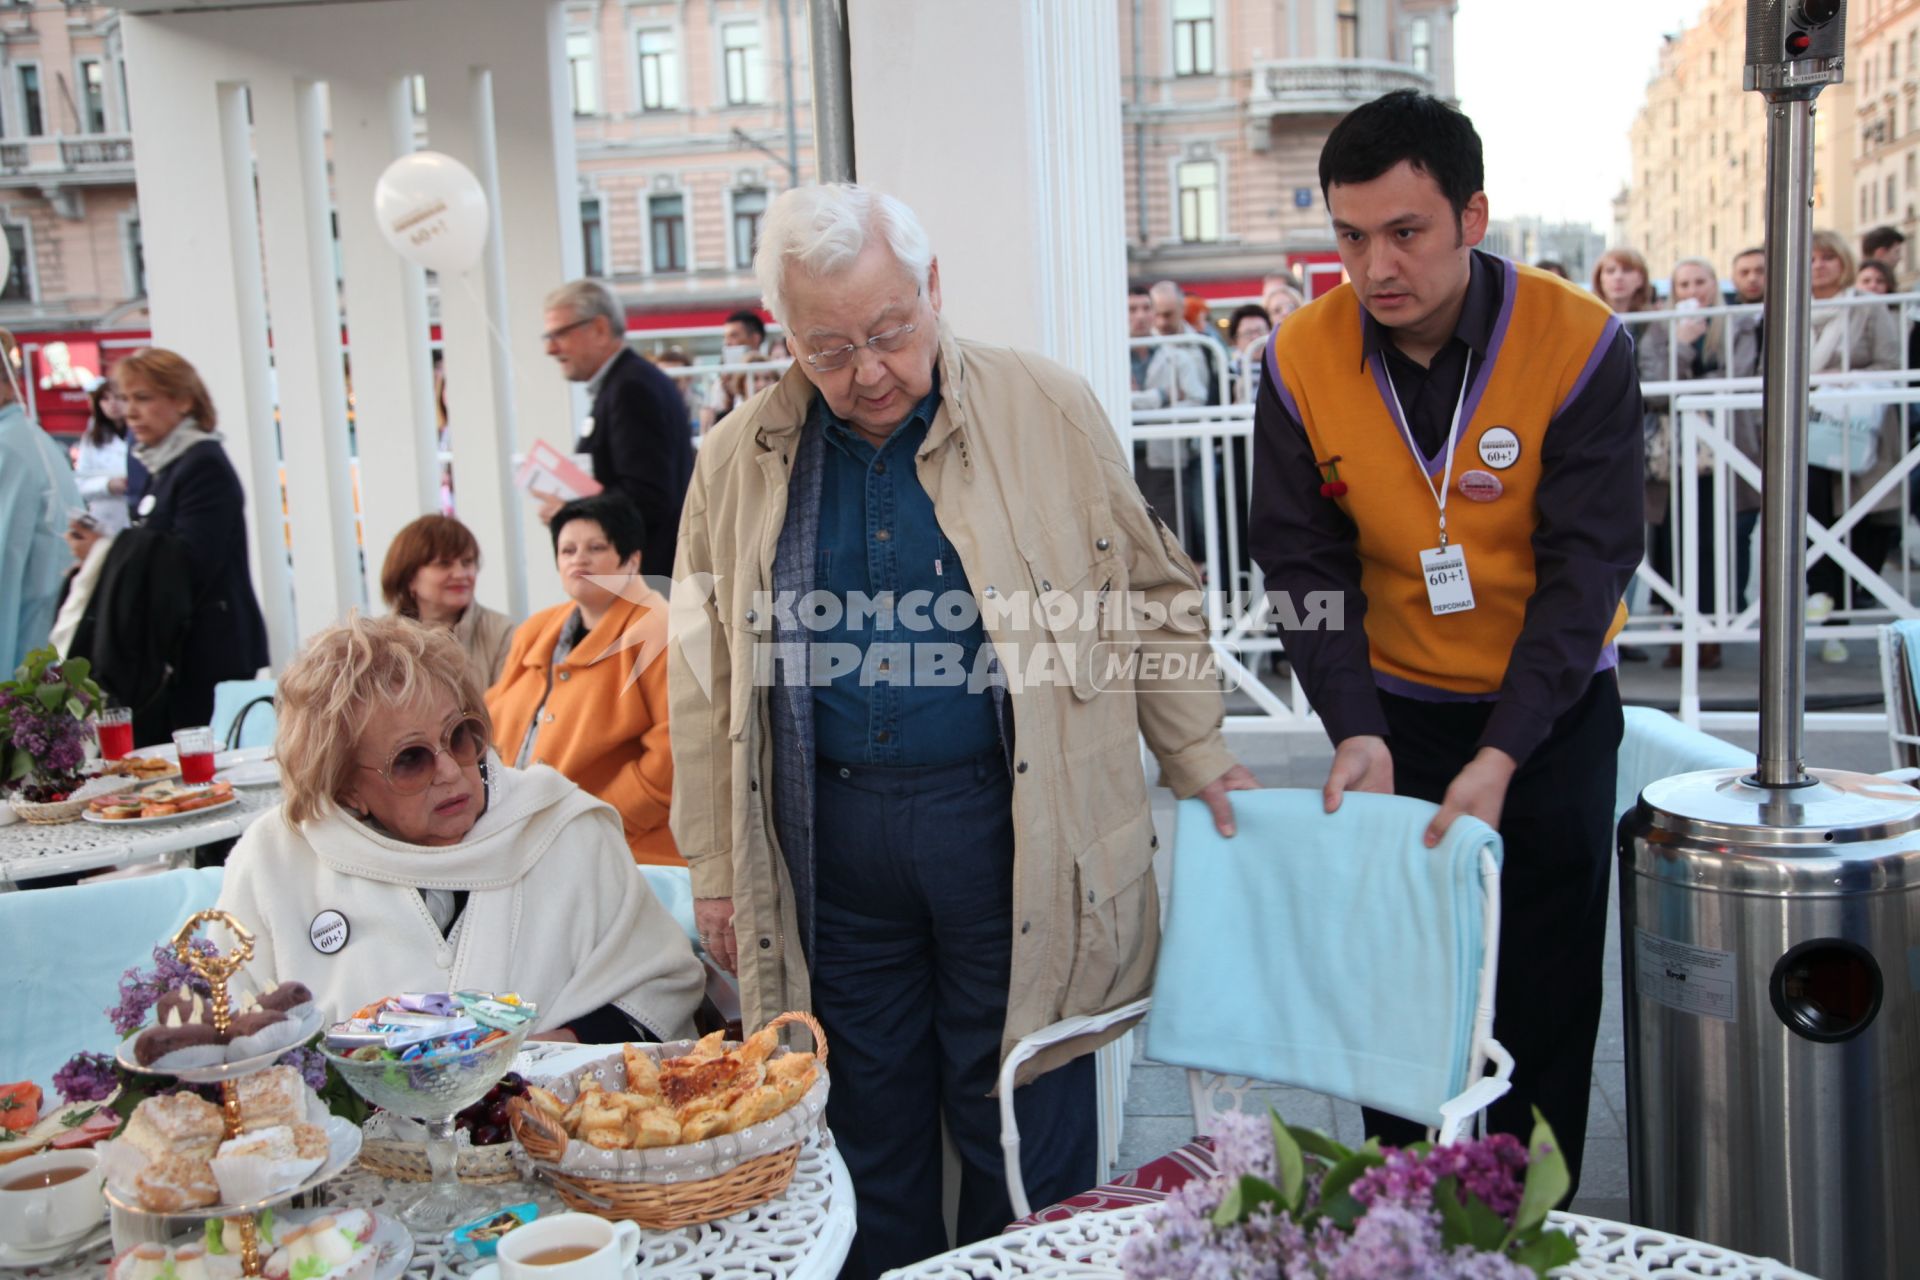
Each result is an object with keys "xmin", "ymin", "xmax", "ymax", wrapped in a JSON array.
[
  {"xmin": 0, "ymin": 1151, "xmax": 105, "ymax": 1250},
  {"xmin": 476, "ymin": 1212, "xmax": 641, "ymax": 1279}
]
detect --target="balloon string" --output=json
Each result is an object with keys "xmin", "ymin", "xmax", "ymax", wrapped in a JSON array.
[{"xmin": 456, "ymin": 272, "xmax": 527, "ymax": 386}]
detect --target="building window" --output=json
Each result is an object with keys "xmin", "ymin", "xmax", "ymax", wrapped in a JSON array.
[
  {"xmin": 581, "ymin": 196, "xmax": 604, "ymax": 278},
  {"xmin": 1172, "ymin": 0, "xmax": 1214, "ymax": 77},
  {"xmin": 1889, "ymin": 174, "xmax": 1899, "ymax": 212},
  {"xmin": 637, "ymin": 29, "xmax": 679, "ymax": 111},
  {"xmin": 17, "ymin": 65, "xmax": 43, "ymax": 137},
  {"xmin": 722, "ymin": 22, "xmax": 765, "ymax": 105},
  {"xmin": 731, "ymin": 187, "xmax": 766, "ymax": 269},
  {"xmin": 410, "ymin": 74, "xmax": 427, "ymax": 115},
  {"xmin": 649, "ymin": 193, "xmax": 686, "ymax": 273},
  {"xmin": 1177, "ymin": 160, "xmax": 1220, "ymax": 243},
  {"xmin": 2, "ymin": 225, "xmax": 29, "ymax": 302},
  {"xmin": 1408, "ymin": 17, "xmax": 1431, "ymax": 74},
  {"xmin": 567, "ymin": 31, "xmax": 599, "ymax": 115},
  {"xmin": 79, "ymin": 60, "xmax": 106, "ymax": 133},
  {"xmin": 1337, "ymin": 0, "xmax": 1359, "ymax": 60},
  {"xmin": 126, "ymin": 216, "xmax": 145, "ymax": 296},
  {"xmin": 1892, "ymin": 44, "xmax": 1899, "ymax": 79}
]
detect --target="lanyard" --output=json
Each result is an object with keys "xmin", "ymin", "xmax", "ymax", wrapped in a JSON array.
[{"xmin": 1381, "ymin": 350, "xmax": 1473, "ymax": 546}]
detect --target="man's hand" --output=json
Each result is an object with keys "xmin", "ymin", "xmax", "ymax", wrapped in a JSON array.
[
  {"xmin": 1195, "ymin": 763, "xmax": 1259, "ymax": 837},
  {"xmin": 1424, "ymin": 746, "xmax": 1517, "ymax": 847},
  {"xmin": 535, "ymin": 493, "xmax": 565, "ymax": 524},
  {"xmin": 695, "ymin": 897, "xmax": 738, "ymax": 974},
  {"xmin": 1323, "ymin": 735, "xmax": 1393, "ymax": 814}
]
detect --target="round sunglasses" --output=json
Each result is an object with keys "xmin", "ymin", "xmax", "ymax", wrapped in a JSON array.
[{"xmin": 357, "ymin": 715, "xmax": 488, "ymax": 794}]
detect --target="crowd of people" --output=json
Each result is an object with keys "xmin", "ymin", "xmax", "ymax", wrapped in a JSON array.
[{"xmin": 3, "ymin": 82, "xmax": 1918, "ymax": 1280}]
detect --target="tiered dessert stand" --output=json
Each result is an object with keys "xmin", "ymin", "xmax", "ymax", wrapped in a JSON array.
[{"xmin": 105, "ymin": 910, "xmax": 357, "ymax": 1276}]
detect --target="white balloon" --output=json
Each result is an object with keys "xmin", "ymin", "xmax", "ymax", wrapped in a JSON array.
[{"xmin": 373, "ymin": 150, "xmax": 490, "ymax": 275}]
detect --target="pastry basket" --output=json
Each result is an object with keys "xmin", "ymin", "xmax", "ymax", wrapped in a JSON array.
[{"xmin": 509, "ymin": 1011, "xmax": 828, "ymax": 1230}]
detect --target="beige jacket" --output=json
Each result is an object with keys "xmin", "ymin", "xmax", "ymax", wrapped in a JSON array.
[
  {"xmin": 455, "ymin": 601, "xmax": 517, "ymax": 691},
  {"xmin": 667, "ymin": 326, "xmax": 1236, "ymax": 1082}
]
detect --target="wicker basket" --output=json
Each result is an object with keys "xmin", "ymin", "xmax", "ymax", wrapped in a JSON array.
[
  {"xmin": 8, "ymin": 795, "xmax": 88, "ymax": 824},
  {"xmin": 357, "ymin": 1137, "xmax": 520, "ymax": 1185},
  {"xmin": 510, "ymin": 1011, "xmax": 828, "ymax": 1230}
]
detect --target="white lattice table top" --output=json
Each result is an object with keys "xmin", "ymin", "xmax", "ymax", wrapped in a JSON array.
[
  {"xmin": 20, "ymin": 1130, "xmax": 852, "ymax": 1279},
  {"xmin": 0, "ymin": 784, "xmax": 283, "ymax": 884},
  {"xmin": 878, "ymin": 1205, "xmax": 1818, "ymax": 1280}
]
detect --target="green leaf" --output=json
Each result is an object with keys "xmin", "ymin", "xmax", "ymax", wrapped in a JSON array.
[
  {"xmin": 1269, "ymin": 1109, "xmax": 1305, "ymax": 1210},
  {"xmin": 64, "ymin": 697, "xmax": 83, "ymax": 719},
  {"xmin": 1287, "ymin": 1124, "xmax": 1350, "ymax": 1166},
  {"xmin": 1210, "ymin": 1174, "xmax": 1285, "ymax": 1227},
  {"xmin": 1458, "ymin": 1185, "xmax": 1512, "ymax": 1251},
  {"xmin": 1313, "ymin": 1147, "xmax": 1385, "ymax": 1229},
  {"xmin": 1508, "ymin": 1228, "xmax": 1580, "ymax": 1278},
  {"xmin": 33, "ymin": 684, "xmax": 63, "ymax": 710},
  {"xmin": 1433, "ymin": 1177, "xmax": 1474, "ymax": 1248},
  {"xmin": 1506, "ymin": 1108, "xmax": 1571, "ymax": 1246},
  {"xmin": 57, "ymin": 1106, "xmax": 98, "ymax": 1129},
  {"xmin": 62, "ymin": 657, "xmax": 89, "ymax": 682}
]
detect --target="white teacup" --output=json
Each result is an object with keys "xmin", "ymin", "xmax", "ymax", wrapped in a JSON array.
[
  {"xmin": 0, "ymin": 1150, "xmax": 106, "ymax": 1250},
  {"xmin": 474, "ymin": 1212, "xmax": 641, "ymax": 1280}
]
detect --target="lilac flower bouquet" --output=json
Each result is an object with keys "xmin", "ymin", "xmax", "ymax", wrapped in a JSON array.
[
  {"xmin": 1120, "ymin": 1109, "xmax": 1579, "ymax": 1280},
  {"xmin": 0, "ymin": 646, "xmax": 105, "ymax": 794}
]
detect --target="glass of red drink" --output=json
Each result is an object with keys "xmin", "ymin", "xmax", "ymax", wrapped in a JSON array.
[
  {"xmin": 96, "ymin": 707, "xmax": 133, "ymax": 761},
  {"xmin": 172, "ymin": 726, "xmax": 217, "ymax": 786}
]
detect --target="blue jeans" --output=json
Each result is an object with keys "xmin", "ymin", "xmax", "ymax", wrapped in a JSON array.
[{"xmin": 812, "ymin": 751, "xmax": 1097, "ymax": 1278}]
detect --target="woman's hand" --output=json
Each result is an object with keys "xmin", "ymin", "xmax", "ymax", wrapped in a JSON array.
[{"xmin": 695, "ymin": 897, "xmax": 738, "ymax": 974}]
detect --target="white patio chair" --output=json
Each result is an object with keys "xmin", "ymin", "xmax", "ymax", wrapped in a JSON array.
[{"xmin": 997, "ymin": 790, "xmax": 1511, "ymax": 1220}]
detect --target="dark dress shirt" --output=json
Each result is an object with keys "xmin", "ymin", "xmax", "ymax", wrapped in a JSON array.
[
  {"xmin": 811, "ymin": 375, "xmax": 998, "ymax": 766},
  {"xmin": 1248, "ymin": 252, "xmax": 1645, "ymax": 764}
]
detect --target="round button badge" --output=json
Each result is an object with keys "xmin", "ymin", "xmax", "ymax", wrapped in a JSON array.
[
  {"xmin": 1477, "ymin": 426, "xmax": 1521, "ymax": 471},
  {"xmin": 309, "ymin": 909, "xmax": 350, "ymax": 955},
  {"xmin": 1459, "ymin": 470, "xmax": 1504, "ymax": 503}
]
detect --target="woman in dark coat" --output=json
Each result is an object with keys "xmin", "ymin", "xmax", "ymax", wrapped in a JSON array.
[{"xmin": 107, "ymin": 348, "xmax": 269, "ymax": 744}]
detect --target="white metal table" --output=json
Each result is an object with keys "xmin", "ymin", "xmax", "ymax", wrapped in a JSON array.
[
  {"xmin": 0, "ymin": 784, "xmax": 281, "ymax": 888},
  {"xmin": 18, "ymin": 1130, "xmax": 853, "ymax": 1279},
  {"xmin": 878, "ymin": 1204, "xmax": 1818, "ymax": 1280}
]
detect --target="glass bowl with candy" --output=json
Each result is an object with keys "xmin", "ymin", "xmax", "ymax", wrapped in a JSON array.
[{"xmin": 317, "ymin": 992, "xmax": 535, "ymax": 1230}]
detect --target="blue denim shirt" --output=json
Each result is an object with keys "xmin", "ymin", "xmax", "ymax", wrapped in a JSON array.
[{"xmin": 811, "ymin": 376, "xmax": 999, "ymax": 765}]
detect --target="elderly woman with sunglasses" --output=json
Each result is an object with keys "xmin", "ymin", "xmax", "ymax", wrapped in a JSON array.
[{"xmin": 216, "ymin": 612, "xmax": 704, "ymax": 1043}]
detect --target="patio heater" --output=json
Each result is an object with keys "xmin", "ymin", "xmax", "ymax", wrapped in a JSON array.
[{"xmin": 1618, "ymin": 2, "xmax": 1920, "ymax": 1277}]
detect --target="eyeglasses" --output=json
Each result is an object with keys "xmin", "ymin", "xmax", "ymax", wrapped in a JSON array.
[
  {"xmin": 541, "ymin": 317, "xmax": 594, "ymax": 344},
  {"xmin": 802, "ymin": 319, "xmax": 919, "ymax": 372},
  {"xmin": 357, "ymin": 715, "xmax": 488, "ymax": 794}
]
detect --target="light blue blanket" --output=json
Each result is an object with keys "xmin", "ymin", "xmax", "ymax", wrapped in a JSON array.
[
  {"xmin": 0, "ymin": 868, "xmax": 225, "ymax": 1093},
  {"xmin": 1614, "ymin": 705, "xmax": 1750, "ymax": 823},
  {"xmin": 1145, "ymin": 790, "xmax": 1500, "ymax": 1128}
]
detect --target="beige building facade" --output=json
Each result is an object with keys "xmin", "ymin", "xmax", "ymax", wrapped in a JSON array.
[
  {"xmin": 1622, "ymin": 0, "xmax": 1856, "ymax": 285},
  {"xmin": 1852, "ymin": 0, "xmax": 1920, "ymax": 267}
]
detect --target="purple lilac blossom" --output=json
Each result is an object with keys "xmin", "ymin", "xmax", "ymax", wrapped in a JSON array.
[{"xmin": 51, "ymin": 1051, "xmax": 118, "ymax": 1104}]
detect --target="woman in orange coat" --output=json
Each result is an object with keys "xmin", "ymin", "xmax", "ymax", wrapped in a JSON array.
[{"xmin": 485, "ymin": 492, "xmax": 681, "ymax": 865}]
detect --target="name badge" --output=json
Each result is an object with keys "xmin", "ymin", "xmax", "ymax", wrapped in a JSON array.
[
  {"xmin": 578, "ymin": 414, "xmax": 595, "ymax": 441},
  {"xmin": 309, "ymin": 909, "xmax": 350, "ymax": 955},
  {"xmin": 136, "ymin": 494, "xmax": 157, "ymax": 517},
  {"xmin": 1420, "ymin": 545, "xmax": 1476, "ymax": 616}
]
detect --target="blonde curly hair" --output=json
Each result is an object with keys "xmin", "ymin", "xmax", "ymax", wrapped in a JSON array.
[{"xmin": 275, "ymin": 613, "xmax": 491, "ymax": 826}]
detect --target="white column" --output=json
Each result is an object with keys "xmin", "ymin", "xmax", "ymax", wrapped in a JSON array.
[
  {"xmin": 252, "ymin": 72, "xmax": 365, "ymax": 639},
  {"xmin": 332, "ymin": 71, "xmax": 441, "ymax": 608},
  {"xmin": 846, "ymin": 0, "xmax": 1130, "ymax": 439}
]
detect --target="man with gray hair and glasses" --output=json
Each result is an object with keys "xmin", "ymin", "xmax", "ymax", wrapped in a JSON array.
[
  {"xmin": 542, "ymin": 278, "xmax": 694, "ymax": 576},
  {"xmin": 668, "ymin": 183, "xmax": 1255, "ymax": 1276}
]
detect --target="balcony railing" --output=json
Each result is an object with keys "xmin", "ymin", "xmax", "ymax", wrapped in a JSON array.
[
  {"xmin": 61, "ymin": 136, "xmax": 132, "ymax": 167},
  {"xmin": 1249, "ymin": 59, "xmax": 1434, "ymax": 117},
  {"xmin": 0, "ymin": 143, "xmax": 26, "ymax": 172}
]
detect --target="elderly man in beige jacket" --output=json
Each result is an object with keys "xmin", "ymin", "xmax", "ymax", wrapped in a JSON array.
[{"xmin": 668, "ymin": 184, "xmax": 1253, "ymax": 1277}]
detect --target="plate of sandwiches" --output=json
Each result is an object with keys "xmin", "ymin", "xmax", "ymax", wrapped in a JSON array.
[
  {"xmin": 93, "ymin": 755, "xmax": 181, "ymax": 784},
  {"xmin": 84, "ymin": 780, "xmax": 238, "ymax": 825}
]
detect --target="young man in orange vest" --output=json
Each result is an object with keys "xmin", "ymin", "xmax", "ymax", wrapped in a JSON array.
[{"xmin": 1248, "ymin": 91, "xmax": 1643, "ymax": 1198}]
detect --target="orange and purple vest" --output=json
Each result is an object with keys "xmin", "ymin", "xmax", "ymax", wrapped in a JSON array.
[{"xmin": 1266, "ymin": 261, "xmax": 1628, "ymax": 697}]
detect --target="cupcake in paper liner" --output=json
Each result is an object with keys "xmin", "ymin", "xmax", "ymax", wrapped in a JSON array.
[
  {"xmin": 224, "ymin": 1009, "xmax": 303, "ymax": 1062},
  {"xmin": 209, "ymin": 1125, "xmax": 327, "ymax": 1203}
]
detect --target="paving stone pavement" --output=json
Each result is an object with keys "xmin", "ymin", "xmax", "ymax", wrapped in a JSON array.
[{"xmin": 1120, "ymin": 713, "xmax": 1892, "ymax": 1225}]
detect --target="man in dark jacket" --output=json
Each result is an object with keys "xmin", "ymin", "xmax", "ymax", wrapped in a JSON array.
[{"xmin": 541, "ymin": 279, "xmax": 695, "ymax": 578}]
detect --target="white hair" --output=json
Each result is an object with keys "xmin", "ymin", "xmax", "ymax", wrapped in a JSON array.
[{"xmin": 753, "ymin": 184, "xmax": 933, "ymax": 328}]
